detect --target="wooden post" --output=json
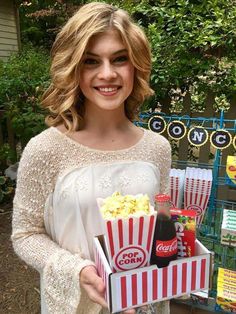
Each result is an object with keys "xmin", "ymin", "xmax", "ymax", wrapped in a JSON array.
[
  {"xmin": 0, "ymin": 110, "xmax": 4, "ymax": 147},
  {"xmin": 198, "ymin": 92, "xmax": 215, "ymax": 165},
  {"xmin": 6, "ymin": 116, "xmax": 16, "ymax": 155},
  {"xmin": 177, "ymin": 92, "xmax": 191, "ymax": 166}
]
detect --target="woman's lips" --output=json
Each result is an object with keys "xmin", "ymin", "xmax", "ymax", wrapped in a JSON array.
[{"xmin": 94, "ymin": 86, "xmax": 121, "ymax": 96}]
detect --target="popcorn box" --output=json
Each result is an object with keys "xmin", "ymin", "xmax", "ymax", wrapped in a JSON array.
[
  {"xmin": 169, "ymin": 169, "xmax": 185, "ymax": 208},
  {"xmin": 94, "ymin": 236, "xmax": 212, "ymax": 313},
  {"xmin": 184, "ymin": 167, "xmax": 212, "ymax": 226},
  {"xmin": 101, "ymin": 214, "xmax": 157, "ymax": 272},
  {"xmin": 170, "ymin": 209, "xmax": 197, "ymax": 257}
]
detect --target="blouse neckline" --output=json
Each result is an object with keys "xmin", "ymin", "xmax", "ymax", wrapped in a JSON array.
[{"xmin": 51, "ymin": 126, "xmax": 147, "ymax": 153}]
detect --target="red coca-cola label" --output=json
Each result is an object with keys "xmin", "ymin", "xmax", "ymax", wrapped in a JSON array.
[{"xmin": 155, "ymin": 238, "xmax": 178, "ymax": 257}]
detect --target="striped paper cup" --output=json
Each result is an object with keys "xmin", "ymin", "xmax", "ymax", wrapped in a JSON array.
[
  {"xmin": 102, "ymin": 213, "xmax": 157, "ymax": 272},
  {"xmin": 170, "ymin": 169, "xmax": 185, "ymax": 208},
  {"xmin": 184, "ymin": 168, "xmax": 212, "ymax": 226}
]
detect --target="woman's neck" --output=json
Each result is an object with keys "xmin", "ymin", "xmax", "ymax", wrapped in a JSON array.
[{"xmin": 83, "ymin": 105, "xmax": 132, "ymax": 135}]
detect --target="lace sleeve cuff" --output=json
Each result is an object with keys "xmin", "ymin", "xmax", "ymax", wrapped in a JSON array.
[{"xmin": 43, "ymin": 250, "xmax": 95, "ymax": 314}]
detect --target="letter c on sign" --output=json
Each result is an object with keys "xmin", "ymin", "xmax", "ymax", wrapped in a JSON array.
[
  {"xmin": 210, "ymin": 129, "xmax": 232, "ymax": 150},
  {"xmin": 148, "ymin": 116, "xmax": 167, "ymax": 134}
]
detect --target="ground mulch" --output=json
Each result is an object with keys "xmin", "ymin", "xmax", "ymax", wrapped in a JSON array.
[{"xmin": 0, "ymin": 202, "xmax": 40, "ymax": 314}]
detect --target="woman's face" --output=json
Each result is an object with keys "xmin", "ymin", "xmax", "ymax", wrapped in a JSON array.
[{"xmin": 79, "ymin": 29, "xmax": 134, "ymax": 114}]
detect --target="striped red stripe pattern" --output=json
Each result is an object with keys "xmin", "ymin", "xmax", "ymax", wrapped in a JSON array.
[
  {"xmin": 94, "ymin": 240, "xmax": 111, "ymax": 305},
  {"xmin": 184, "ymin": 177, "xmax": 212, "ymax": 225},
  {"xmin": 170, "ymin": 176, "xmax": 179, "ymax": 207},
  {"xmin": 105, "ymin": 214, "xmax": 156, "ymax": 272},
  {"xmin": 111, "ymin": 257, "xmax": 209, "ymax": 312}
]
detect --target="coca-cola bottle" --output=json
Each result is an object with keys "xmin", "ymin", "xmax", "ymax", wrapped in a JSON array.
[{"xmin": 150, "ymin": 194, "xmax": 177, "ymax": 268}]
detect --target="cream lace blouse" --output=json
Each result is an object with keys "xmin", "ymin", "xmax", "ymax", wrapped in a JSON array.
[{"xmin": 11, "ymin": 127, "xmax": 171, "ymax": 314}]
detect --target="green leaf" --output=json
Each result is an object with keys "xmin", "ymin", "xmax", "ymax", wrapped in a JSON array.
[{"xmin": 0, "ymin": 176, "xmax": 6, "ymax": 185}]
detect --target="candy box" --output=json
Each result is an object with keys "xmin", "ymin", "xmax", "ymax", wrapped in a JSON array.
[
  {"xmin": 216, "ymin": 288, "xmax": 236, "ymax": 313},
  {"xmin": 221, "ymin": 222, "xmax": 236, "ymax": 247},
  {"xmin": 94, "ymin": 236, "xmax": 212, "ymax": 313},
  {"xmin": 226, "ymin": 155, "xmax": 236, "ymax": 186},
  {"xmin": 223, "ymin": 209, "xmax": 236, "ymax": 218},
  {"xmin": 218, "ymin": 268, "xmax": 236, "ymax": 286},
  {"xmin": 170, "ymin": 209, "xmax": 197, "ymax": 257},
  {"xmin": 216, "ymin": 268, "xmax": 236, "ymax": 313}
]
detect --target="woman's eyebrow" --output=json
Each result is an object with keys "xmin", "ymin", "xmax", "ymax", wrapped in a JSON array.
[{"xmin": 85, "ymin": 49, "xmax": 128, "ymax": 57}]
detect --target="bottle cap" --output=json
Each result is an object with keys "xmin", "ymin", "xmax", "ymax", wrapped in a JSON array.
[{"xmin": 155, "ymin": 194, "xmax": 171, "ymax": 202}]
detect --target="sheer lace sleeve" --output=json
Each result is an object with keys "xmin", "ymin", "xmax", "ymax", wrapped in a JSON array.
[{"xmin": 11, "ymin": 138, "xmax": 95, "ymax": 314}]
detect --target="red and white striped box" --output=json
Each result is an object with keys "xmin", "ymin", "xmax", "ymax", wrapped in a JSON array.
[
  {"xmin": 184, "ymin": 167, "xmax": 212, "ymax": 226},
  {"xmin": 170, "ymin": 169, "xmax": 185, "ymax": 208},
  {"xmin": 94, "ymin": 237, "xmax": 212, "ymax": 313},
  {"xmin": 102, "ymin": 214, "xmax": 157, "ymax": 272}
]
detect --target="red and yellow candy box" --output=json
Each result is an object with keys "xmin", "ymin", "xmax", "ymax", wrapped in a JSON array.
[{"xmin": 170, "ymin": 209, "xmax": 197, "ymax": 257}]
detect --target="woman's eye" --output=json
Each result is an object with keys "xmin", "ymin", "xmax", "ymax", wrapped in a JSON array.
[
  {"xmin": 83, "ymin": 58, "xmax": 98, "ymax": 65},
  {"xmin": 114, "ymin": 56, "xmax": 128, "ymax": 63}
]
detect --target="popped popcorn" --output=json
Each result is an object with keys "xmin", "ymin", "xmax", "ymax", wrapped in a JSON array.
[{"xmin": 100, "ymin": 192, "xmax": 151, "ymax": 219}]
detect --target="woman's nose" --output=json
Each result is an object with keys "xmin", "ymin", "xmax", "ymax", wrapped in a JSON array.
[{"xmin": 97, "ymin": 62, "xmax": 117, "ymax": 80}]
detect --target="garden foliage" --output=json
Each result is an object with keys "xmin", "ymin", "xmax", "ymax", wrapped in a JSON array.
[
  {"xmin": 0, "ymin": 45, "xmax": 50, "ymax": 150},
  {"xmin": 108, "ymin": 0, "xmax": 236, "ymax": 111},
  {"xmin": 17, "ymin": 0, "xmax": 236, "ymax": 112}
]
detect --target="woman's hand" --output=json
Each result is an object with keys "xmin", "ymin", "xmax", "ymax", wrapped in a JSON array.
[{"xmin": 80, "ymin": 265, "xmax": 108, "ymax": 308}]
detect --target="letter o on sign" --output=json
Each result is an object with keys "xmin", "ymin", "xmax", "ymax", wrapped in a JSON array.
[
  {"xmin": 167, "ymin": 121, "xmax": 187, "ymax": 140},
  {"xmin": 210, "ymin": 129, "xmax": 232, "ymax": 150},
  {"xmin": 148, "ymin": 116, "xmax": 166, "ymax": 134}
]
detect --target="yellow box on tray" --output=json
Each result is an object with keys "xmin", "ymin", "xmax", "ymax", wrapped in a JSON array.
[
  {"xmin": 226, "ymin": 155, "xmax": 236, "ymax": 186},
  {"xmin": 218, "ymin": 267, "xmax": 236, "ymax": 286},
  {"xmin": 216, "ymin": 268, "xmax": 236, "ymax": 313}
]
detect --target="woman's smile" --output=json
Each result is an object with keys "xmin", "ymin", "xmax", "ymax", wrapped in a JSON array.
[{"xmin": 94, "ymin": 85, "xmax": 122, "ymax": 96}]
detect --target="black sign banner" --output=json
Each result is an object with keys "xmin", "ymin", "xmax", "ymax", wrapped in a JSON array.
[
  {"xmin": 188, "ymin": 126, "xmax": 209, "ymax": 147},
  {"xmin": 148, "ymin": 116, "xmax": 166, "ymax": 134},
  {"xmin": 167, "ymin": 121, "xmax": 187, "ymax": 140},
  {"xmin": 210, "ymin": 129, "xmax": 232, "ymax": 150}
]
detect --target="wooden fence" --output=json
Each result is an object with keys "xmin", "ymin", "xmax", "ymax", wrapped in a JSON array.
[
  {"xmin": 161, "ymin": 93, "xmax": 236, "ymax": 203},
  {"xmin": 0, "ymin": 95, "xmax": 235, "ymax": 203}
]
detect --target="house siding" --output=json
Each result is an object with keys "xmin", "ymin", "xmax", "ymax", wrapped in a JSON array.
[{"xmin": 0, "ymin": 0, "xmax": 20, "ymax": 61}]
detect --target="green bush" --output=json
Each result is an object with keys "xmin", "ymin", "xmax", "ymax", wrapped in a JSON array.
[
  {"xmin": 108, "ymin": 0, "xmax": 236, "ymax": 110},
  {"xmin": 0, "ymin": 175, "xmax": 15, "ymax": 204},
  {"xmin": 0, "ymin": 45, "xmax": 50, "ymax": 148}
]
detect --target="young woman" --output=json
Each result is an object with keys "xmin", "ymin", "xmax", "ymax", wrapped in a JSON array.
[{"xmin": 12, "ymin": 2, "xmax": 171, "ymax": 314}]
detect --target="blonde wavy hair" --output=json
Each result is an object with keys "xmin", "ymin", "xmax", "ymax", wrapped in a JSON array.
[{"xmin": 42, "ymin": 2, "xmax": 154, "ymax": 131}]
